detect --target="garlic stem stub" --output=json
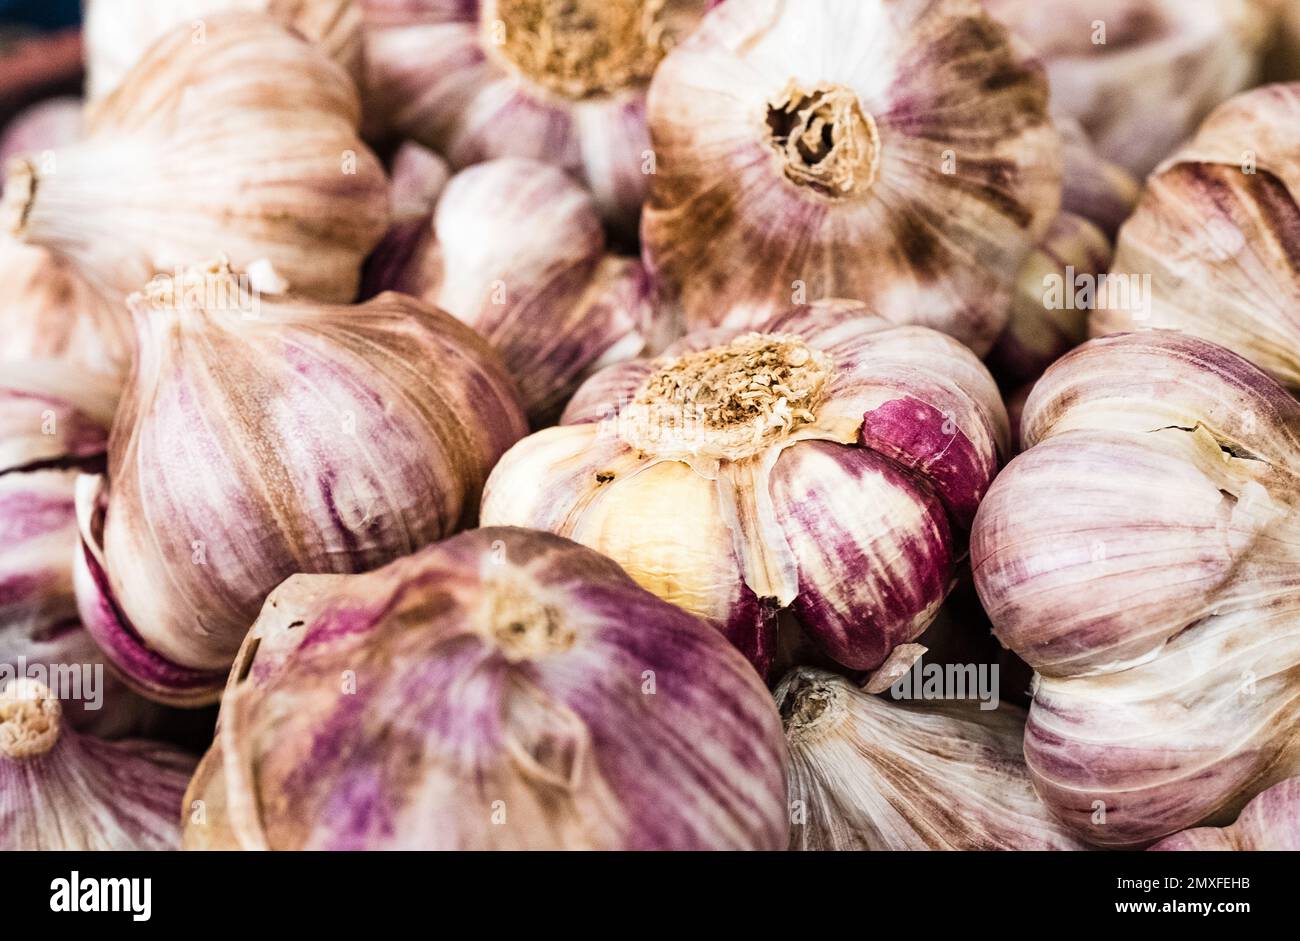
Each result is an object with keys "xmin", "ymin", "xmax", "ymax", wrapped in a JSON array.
[
  {"xmin": 1093, "ymin": 83, "xmax": 1300, "ymax": 393},
  {"xmin": 183, "ymin": 527, "xmax": 789, "ymax": 850},
  {"xmin": 366, "ymin": 157, "xmax": 658, "ymax": 422},
  {"xmin": 0, "ymin": 679, "xmax": 195, "ymax": 850},
  {"xmin": 641, "ymin": 0, "xmax": 1061, "ymax": 354},
  {"xmin": 0, "ymin": 13, "xmax": 389, "ymax": 367},
  {"xmin": 361, "ymin": 0, "xmax": 713, "ymax": 233},
  {"xmin": 75, "ymin": 260, "xmax": 528, "ymax": 706},
  {"xmin": 972, "ymin": 332, "xmax": 1300, "ymax": 846},
  {"xmin": 482, "ymin": 301, "xmax": 1009, "ymax": 678},
  {"xmin": 778, "ymin": 668, "xmax": 1086, "ymax": 851},
  {"xmin": 1150, "ymin": 777, "xmax": 1300, "ymax": 851}
]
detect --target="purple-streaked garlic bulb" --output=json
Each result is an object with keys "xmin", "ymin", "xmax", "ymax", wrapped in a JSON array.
[
  {"xmin": 75, "ymin": 260, "xmax": 528, "ymax": 706},
  {"xmin": 83, "ymin": 0, "xmax": 364, "ymax": 101},
  {"xmin": 361, "ymin": 0, "xmax": 713, "ymax": 234},
  {"xmin": 482, "ymin": 301, "xmax": 1009, "ymax": 678},
  {"xmin": 972, "ymin": 332, "xmax": 1300, "ymax": 847},
  {"xmin": 367, "ymin": 158, "xmax": 658, "ymax": 422},
  {"xmin": 1150, "ymin": 777, "xmax": 1300, "ymax": 851},
  {"xmin": 641, "ymin": 0, "xmax": 1060, "ymax": 355},
  {"xmin": 983, "ymin": 0, "xmax": 1273, "ymax": 179},
  {"xmin": 0, "ymin": 13, "xmax": 389, "ymax": 376},
  {"xmin": 1057, "ymin": 118, "xmax": 1140, "ymax": 241},
  {"xmin": 182, "ymin": 527, "xmax": 788, "ymax": 850},
  {"xmin": 1094, "ymin": 83, "xmax": 1300, "ymax": 393},
  {"xmin": 0, "ymin": 679, "xmax": 195, "ymax": 850},
  {"xmin": 778, "ymin": 668, "xmax": 1085, "ymax": 851},
  {"xmin": 987, "ymin": 213, "xmax": 1113, "ymax": 390}
]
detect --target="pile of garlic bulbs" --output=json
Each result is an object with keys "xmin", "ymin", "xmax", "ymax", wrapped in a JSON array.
[{"xmin": 1, "ymin": 0, "xmax": 1297, "ymax": 854}]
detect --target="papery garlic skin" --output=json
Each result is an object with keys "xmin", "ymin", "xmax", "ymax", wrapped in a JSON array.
[
  {"xmin": 483, "ymin": 301, "xmax": 1008, "ymax": 677},
  {"xmin": 1093, "ymin": 83, "xmax": 1300, "ymax": 392},
  {"xmin": 0, "ymin": 15, "xmax": 388, "ymax": 341},
  {"xmin": 183, "ymin": 527, "xmax": 788, "ymax": 850},
  {"xmin": 368, "ymin": 158, "xmax": 657, "ymax": 421},
  {"xmin": 0, "ymin": 680, "xmax": 195, "ymax": 850},
  {"xmin": 972, "ymin": 332, "xmax": 1300, "ymax": 846},
  {"xmin": 361, "ymin": 0, "xmax": 711, "ymax": 233},
  {"xmin": 84, "ymin": 0, "xmax": 364, "ymax": 101},
  {"xmin": 0, "ymin": 97, "xmax": 81, "ymax": 188},
  {"xmin": 777, "ymin": 668, "xmax": 1084, "ymax": 851},
  {"xmin": 75, "ymin": 261, "xmax": 528, "ymax": 706},
  {"xmin": 641, "ymin": 0, "xmax": 1060, "ymax": 354},
  {"xmin": 1150, "ymin": 777, "xmax": 1300, "ymax": 851},
  {"xmin": 984, "ymin": 0, "xmax": 1272, "ymax": 178}
]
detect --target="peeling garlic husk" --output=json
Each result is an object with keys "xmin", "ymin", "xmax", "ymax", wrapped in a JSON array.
[
  {"xmin": 972, "ymin": 332, "xmax": 1300, "ymax": 846},
  {"xmin": 1150, "ymin": 777, "xmax": 1300, "ymax": 851},
  {"xmin": 1093, "ymin": 83, "xmax": 1300, "ymax": 392},
  {"xmin": 367, "ymin": 158, "xmax": 658, "ymax": 422},
  {"xmin": 777, "ymin": 668, "xmax": 1085, "ymax": 850},
  {"xmin": 75, "ymin": 260, "xmax": 528, "ymax": 707},
  {"xmin": 0, "ymin": 679, "xmax": 195, "ymax": 849},
  {"xmin": 361, "ymin": 0, "xmax": 712, "ymax": 234},
  {"xmin": 84, "ymin": 0, "xmax": 364, "ymax": 101},
  {"xmin": 0, "ymin": 13, "xmax": 389, "ymax": 360},
  {"xmin": 983, "ymin": 0, "xmax": 1273, "ymax": 178},
  {"xmin": 482, "ymin": 300, "xmax": 1009, "ymax": 678},
  {"xmin": 641, "ymin": 0, "xmax": 1060, "ymax": 355},
  {"xmin": 183, "ymin": 527, "xmax": 788, "ymax": 850},
  {"xmin": 988, "ymin": 213, "xmax": 1113, "ymax": 389}
]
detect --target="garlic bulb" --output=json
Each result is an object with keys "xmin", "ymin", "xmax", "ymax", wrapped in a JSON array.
[
  {"xmin": 361, "ymin": 0, "xmax": 712, "ymax": 233},
  {"xmin": 0, "ymin": 14, "xmax": 389, "ymax": 344},
  {"xmin": 368, "ymin": 158, "xmax": 657, "ymax": 421},
  {"xmin": 1057, "ymin": 118, "xmax": 1140, "ymax": 240},
  {"xmin": 972, "ymin": 332, "xmax": 1300, "ymax": 846},
  {"xmin": 983, "ymin": 0, "xmax": 1273, "ymax": 178},
  {"xmin": 988, "ymin": 213, "xmax": 1113, "ymax": 389},
  {"xmin": 84, "ymin": 0, "xmax": 364, "ymax": 101},
  {"xmin": 1093, "ymin": 83, "xmax": 1300, "ymax": 392},
  {"xmin": 482, "ymin": 301, "xmax": 1008, "ymax": 677},
  {"xmin": 75, "ymin": 260, "xmax": 528, "ymax": 706},
  {"xmin": 0, "ymin": 679, "xmax": 195, "ymax": 850},
  {"xmin": 641, "ymin": 0, "xmax": 1060, "ymax": 355},
  {"xmin": 1150, "ymin": 777, "xmax": 1300, "ymax": 851},
  {"xmin": 778, "ymin": 668, "xmax": 1084, "ymax": 851},
  {"xmin": 183, "ymin": 527, "xmax": 788, "ymax": 850}
]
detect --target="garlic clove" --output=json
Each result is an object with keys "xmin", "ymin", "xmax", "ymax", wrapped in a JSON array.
[
  {"xmin": 777, "ymin": 667, "xmax": 1086, "ymax": 850},
  {"xmin": 642, "ymin": 0, "xmax": 1060, "ymax": 353},
  {"xmin": 0, "ymin": 679, "xmax": 196, "ymax": 850},
  {"xmin": 388, "ymin": 140, "xmax": 451, "ymax": 221},
  {"xmin": 1150, "ymin": 777, "xmax": 1300, "ymax": 850},
  {"xmin": 183, "ymin": 528, "xmax": 789, "ymax": 850},
  {"xmin": 1056, "ymin": 118, "xmax": 1140, "ymax": 241}
]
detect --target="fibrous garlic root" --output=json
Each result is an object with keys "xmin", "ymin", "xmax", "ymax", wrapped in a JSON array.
[
  {"xmin": 973, "ymin": 332, "xmax": 1300, "ymax": 846},
  {"xmin": 483, "ymin": 301, "xmax": 1008, "ymax": 678},
  {"xmin": 1150, "ymin": 777, "xmax": 1300, "ymax": 851},
  {"xmin": 778, "ymin": 668, "xmax": 1086, "ymax": 850},
  {"xmin": 642, "ymin": 0, "xmax": 1060, "ymax": 355},
  {"xmin": 183, "ymin": 527, "xmax": 788, "ymax": 850},
  {"xmin": 75, "ymin": 260, "xmax": 527, "ymax": 706}
]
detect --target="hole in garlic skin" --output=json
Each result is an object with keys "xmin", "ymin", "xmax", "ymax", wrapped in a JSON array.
[
  {"xmin": 0, "ymin": 679, "xmax": 62, "ymax": 760},
  {"xmin": 488, "ymin": 0, "xmax": 672, "ymax": 100},
  {"xmin": 479, "ymin": 574, "xmax": 576, "ymax": 662},
  {"xmin": 766, "ymin": 80, "xmax": 881, "ymax": 197}
]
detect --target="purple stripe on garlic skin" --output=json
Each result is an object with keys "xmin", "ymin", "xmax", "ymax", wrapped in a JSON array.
[
  {"xmin": 483, "ymin": 300, "xmax": 1007, "ymax": 678},
  {"xmin": 971, "ymin": 331, "xmax": 1300, "ymax": 846},
  {"xmin": 183, "ymin": 528, "xmax": 789, "ymax": 850},
  {"xmin": 1150, "ymin": 777, "xmax": 1300, "ymax": 851}
]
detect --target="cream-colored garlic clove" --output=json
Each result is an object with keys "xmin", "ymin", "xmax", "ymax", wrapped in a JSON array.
[
  {"xmin": 0, "ymin": 679, "xmax": 195, "ymax": 850},
  {"xmin": 641, "ymin": 0, "xmax": 1060, "ymax": 355},
  {"xmin": 0, "ymin": 14, "xmax": 389, "ymax": 350},
  {"xmin": 984, "ymin": 0, "xmax": 1273, "ymax": 178},
  {"xmin": 1093, "ymin": 83, "xmax": 1300, "ymax": 392},
  {"xmin": 972, "ymin": 332, "xmax": 1300, "ymax": 846},
  {"xmin": 777, "ymin": 668, "xmax": 1085, "ymax": 851},
  {"xmin": 84, "ymin": 0, "xmax": 364, "ymax": 101},
  {"xmin": 1150, "ymin": 777, "xmax": 1300, "ymax": 850},
  {"xmin": 368, "ymin": 158, "xmax": 658, "ymax": 422},
  {"xmin": 361, "ymin": 0, "xmax": 712, "ymax": 234}
]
